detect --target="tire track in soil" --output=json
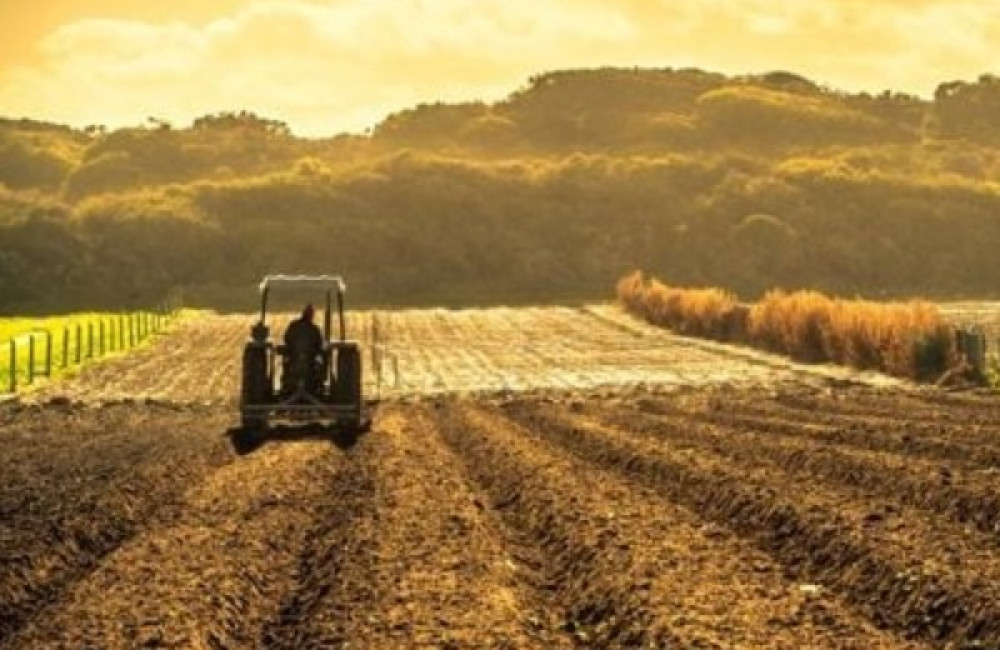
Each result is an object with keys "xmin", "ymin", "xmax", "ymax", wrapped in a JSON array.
[
  {"xmin": 501, "ymin": 400, "xmax": 1000, "ymax": 647},
  {"xmin": 7, "ymin": 436, "xmax": 340, "ymax": 649},
  {"xmin": 0, "ymin": 405, "xmax": 232, "ymax": 647},
  {"xmin": 263, "ymin": 407, "xmax": 568, "ymax": 649},
  {"xmin": 596, "ymin": 399, "xmax": 1000, "ymax": 538},
  {"xmin": 432, "ymin": 401, "xmax": 913, "ymax": 649}
]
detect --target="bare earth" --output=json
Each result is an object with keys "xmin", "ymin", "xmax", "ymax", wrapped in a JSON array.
[{"xmin": 2, "ymin": 305, "xmax": 998, "ymax": 649}]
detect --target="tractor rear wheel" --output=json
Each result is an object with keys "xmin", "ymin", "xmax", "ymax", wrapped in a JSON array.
[
  {"xmin": 241, "ymin": 344, "xmax": 270, "ymax": 434},
  {"xmin": 335, "ymin": 345, "xmax": 363, "ymax": 428}
]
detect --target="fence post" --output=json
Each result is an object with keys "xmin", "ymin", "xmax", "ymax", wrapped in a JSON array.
[
  {"xmin": 44, "ymin": 332, "xmax": 52, "ymax": 377},
  {"xmin": 28, "ymin": 336, "xmax": 35, "ymax": 385},
  {"xmin": 119, "ymin": 315, "xmax": 125, "ymax": 350},
  {"xmin": 8, "ymin": 341, "xmax": 15, "ymax": 393},
  {"xmin": 129, "ymin": 315, "xmax": 135, "ymax": 348},
  {"xmin": 62, "ymin": 328, "xmax": 69, "ymax": 369},
  {"xmin": 87, "ymin": 322, "xmax": 94, "ymax": 359},
  {"xmin": 75, "ymin": 325, "xmax": 82, "ymax": 365},
  {"xmin": 100, "ymin": 321, "xmax": 106, "ymax": 357},
  {"xmin": 956, "ymin": 328, "xmax": 987, "ymax": 384}
]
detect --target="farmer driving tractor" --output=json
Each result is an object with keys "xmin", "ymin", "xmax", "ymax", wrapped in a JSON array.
[{"xmin": 282, "ymin": 303, "xmax": 325, "ymax": 394}]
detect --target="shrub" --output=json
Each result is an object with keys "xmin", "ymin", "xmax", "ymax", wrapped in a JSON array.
[
  {"xmin": 616, "ymin": 271, "xmax": 955, "ymax": 381},
  {"xmin": 616, "ymin": 271, "xmax": 740, "ymax": 339}
]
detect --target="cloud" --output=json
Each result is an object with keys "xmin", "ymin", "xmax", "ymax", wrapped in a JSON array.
[
  {"xmin": 0, "ymin": 0, "xmax": 636, "ymax": 135},
  {"xmin": 619, "ymin": 0, "xmax": 1000, "ymax": 96},
  {"xmin": 0, "ymin": 0, "xmax": 997, "ymax": 135}
]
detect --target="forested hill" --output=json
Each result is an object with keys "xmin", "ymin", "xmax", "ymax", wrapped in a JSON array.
[{"xmin": 3, "ymin": 67, "xmax": 1000, "ymax": 312}]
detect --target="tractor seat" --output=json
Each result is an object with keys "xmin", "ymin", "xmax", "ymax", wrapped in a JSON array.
[{"xmin": 280, "ymin": 343, "xmax": 326, "ymax": 397}]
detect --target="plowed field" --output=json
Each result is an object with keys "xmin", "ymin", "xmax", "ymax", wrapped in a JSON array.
[{"xmin": 2, "ymin": 306, "xmax": 998, "ymax": 648}]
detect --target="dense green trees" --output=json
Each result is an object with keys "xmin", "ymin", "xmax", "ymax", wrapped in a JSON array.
[
  {"xmin": 932, "ymin": 75, "xmax": 1000, "ymax": 143},
  {"xmin": 3, "ymin": 67, "xmax": 1000, "ymax": 313},
  {"xmin": 0, "ymin": 124, "xmax": 81, "ymax": 192}
]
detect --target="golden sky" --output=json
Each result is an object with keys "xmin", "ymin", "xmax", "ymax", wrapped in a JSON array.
[{"xmin": 1, "ymin": 0, "xmax": 998, "ymax": 136}]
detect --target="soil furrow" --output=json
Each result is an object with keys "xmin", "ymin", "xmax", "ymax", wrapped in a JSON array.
[
  {"xmin": 641, "ymin": 395, "xmax": 1000, "ymax": 470},
  {"xmin": 9, "ymin": 437, "xmax": 340, "ymax": 649},
  {"xmin": 264, "ymin": 407, "xmax": 563, "ymax": 649},
  {"xmin": 0, "ymin": 405, "xmax": 232, "ymax": 646},
  {"xmin": 433, "ymin": 400, "xmax": 913, "ymax": 648},
  {"xmin": 774, "ymin": 390, "xmax": 1000, "ymax": 432},
  {"xmin": 531, "ymin": 401, "xmax": 1000, "ymax": 568},
  {"xmin": 256, "ymin": 434, "xmax": 378, "ymax": 649},
  {"xmin": 500, "ymin": 400, "xmax": 1000, "ymax": 646},
  {"xmin": 593, "ymin": 400, "xmax": 1000, "ymax": 537}
]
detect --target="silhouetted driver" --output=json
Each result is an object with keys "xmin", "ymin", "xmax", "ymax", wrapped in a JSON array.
[{"xmin": 283, "ymin": 304, "xmax": 324, "ymax": 393}]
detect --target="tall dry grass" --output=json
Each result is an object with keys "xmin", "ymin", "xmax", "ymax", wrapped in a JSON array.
[
  {"xmin": 616, "ymin": 271, "xmax": 955, "ymax": 381},
  {"xmin": 616, "ymin": 271, "xmax": 747, "ymax": 340}
]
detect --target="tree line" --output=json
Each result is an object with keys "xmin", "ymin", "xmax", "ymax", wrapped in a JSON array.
[{"xmin": 2, "ymin": 68, "xmax": 1000, "ymax": 313}]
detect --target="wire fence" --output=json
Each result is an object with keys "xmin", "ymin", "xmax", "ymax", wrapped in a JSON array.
[
  {"xmin": 1, "ymin": 299, "xmax": 182, "ymax": 395},
  {"xmin": 367, "ymin": 311, "xmax": 401, "ymax": 401}
]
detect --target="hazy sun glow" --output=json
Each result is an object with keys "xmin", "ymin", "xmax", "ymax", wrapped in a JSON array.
[{"xmin": 1, "ymin": 0, "xmax": 998, "ymax": 136}]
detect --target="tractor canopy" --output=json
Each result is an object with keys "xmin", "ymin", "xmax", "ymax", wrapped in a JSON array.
[
  {"xmin": 258, "ymin": 274, "xmax": 346, "ymax": 293},
  {"xmin": 257, "ymin": 274, "xmax": 347, "ymax": 342}
]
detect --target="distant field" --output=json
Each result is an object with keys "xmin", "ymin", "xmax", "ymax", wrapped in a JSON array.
[
  {"xmin": 940, "ymin": 302, "xmax": 1000, "ymax": 336},
  {"xmin": 940, "ymin": 302, "xmax": 1000, "ymax": 366},
  {"xmin": 26, "ymin": 306, "xmax": 903, "ymax": 406}
]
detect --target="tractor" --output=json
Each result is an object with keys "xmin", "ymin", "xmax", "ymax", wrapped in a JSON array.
[{"xmin": 239, "ymin": 274, "xmax": 370, "ymax": 437}]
